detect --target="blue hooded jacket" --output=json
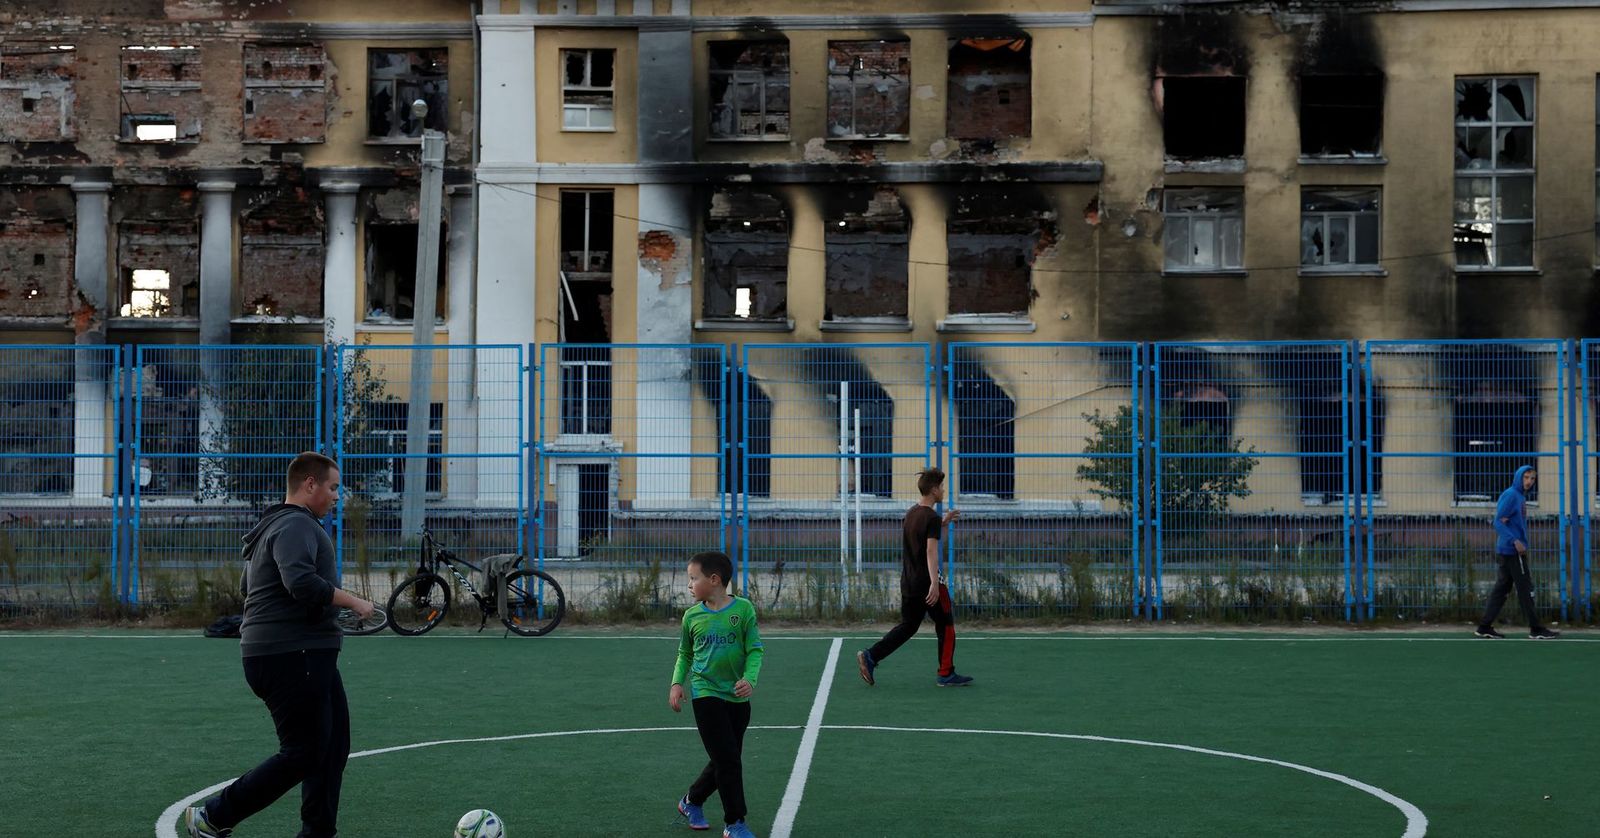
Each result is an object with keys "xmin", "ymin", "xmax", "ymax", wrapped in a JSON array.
[{"xmin": 1493, "ymin": 465, "xmax": 1534, "ymax": 556}]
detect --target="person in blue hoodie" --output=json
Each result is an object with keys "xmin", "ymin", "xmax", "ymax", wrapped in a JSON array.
[{"xmin": 1475, "ymin": 465, "xmax": 1560, "ymax": 639}]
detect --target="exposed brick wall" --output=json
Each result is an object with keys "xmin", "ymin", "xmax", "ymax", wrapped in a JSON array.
[
  {"xmin": 826, "ymin": 40, "xmax": 910, "ymax": 139},
  {"xmin": 240, "ymin": 184, "xmax": 324, "ymax": 317},
  {"xmin": 946, "ymin": 39, "xmax": 1031, "ymax": 140},
  {"xmin": 120, "ymin": 45, "xmax": 204, "ymax": 141},
  {"xmin": 0, "ymin": 221, "xmax": 73, "ymax": 318},
  {"xmin": 243, "ymin": 43, "xmax": 327, "ymax": 143},
  {"xmin": 0, "ymin": 45, "xmax": 77, "ymax": 142}
]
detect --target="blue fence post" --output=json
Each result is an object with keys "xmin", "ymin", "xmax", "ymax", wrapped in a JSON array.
[
  {"xmin": 116, "ymin": 347, "xmax": 136, "ymax": 606},
  {"xmin": 1583, "ymin": 340, "xmax": 1596, "ymax": 620},
  {"xmin": 738, "ymin": 344, "xmax": 750, "ymax": 595}
]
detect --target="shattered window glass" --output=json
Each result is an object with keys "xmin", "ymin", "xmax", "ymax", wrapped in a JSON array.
[
  {"xmin": 1301, "ymin": 188, "xmax": 1380, "ymax": 269},
  {"xmin": 1163, "ymin": 189, "xmax": 1244, "ymax": 271},
  {"xmin": 562, "ymin": 49, "xmax": 615, "ymax": 131},
  {"xmin": 709, "ymin": 41, "xmax": 790, "ymax": 140},
  {"xmin": 1453, "ymin": 76, "xmax": 1535, "ymax": 268}
]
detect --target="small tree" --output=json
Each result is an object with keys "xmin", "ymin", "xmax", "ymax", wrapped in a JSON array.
[{"xmin": 1076, "ymin": 406, "xmax": 1258, "ymax": 512}]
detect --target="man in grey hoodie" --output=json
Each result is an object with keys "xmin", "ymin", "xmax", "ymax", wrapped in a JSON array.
[
  {"xmin": 186, "ymin": 452, "xmax": 375, "ymax": 838},
  {"xmin": 1475, "ymin": 465, "xmax": 1560, "ymax": 640}
]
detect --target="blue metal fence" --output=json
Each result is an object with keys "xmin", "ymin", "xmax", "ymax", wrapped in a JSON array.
[
  {"xmin": 946, "ymin": 342, "xmax": 1142, "ymax": 617},
  {"xmin": 1582, "ymin": 339, "xmax": 1599, "ymax": 620}
]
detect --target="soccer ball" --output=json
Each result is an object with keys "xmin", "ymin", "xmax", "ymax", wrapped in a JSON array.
[{"xmin": 454, "ymin": 809, "xmax": 505, "ymax": 838}]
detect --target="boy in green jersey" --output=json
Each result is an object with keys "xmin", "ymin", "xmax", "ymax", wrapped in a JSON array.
[{"xmin": 669, "ymin": 551, "xmax": 764, "ymax": 838}]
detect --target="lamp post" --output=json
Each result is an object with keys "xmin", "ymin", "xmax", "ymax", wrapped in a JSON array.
[{"xmin": 401, "ymin": 98, "xmax": 447, "ymax": 537}]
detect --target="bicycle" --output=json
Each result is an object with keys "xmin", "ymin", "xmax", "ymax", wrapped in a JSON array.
[
  {"xmin": 336, "ymin": 604, "xmax": 389, "ymax": 636},
  {"xmin": 384, "ymin": 527, "xmax": 566, "ymax": 637}
]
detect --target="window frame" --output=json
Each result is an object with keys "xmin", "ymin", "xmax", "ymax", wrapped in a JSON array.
[
  {"xmin": 1453, "ymin": 75, "xmax": 1536, "ymax": 270},
  {"xmin": 1162, "ymin": 189, "xmax": 1245, "ymax": 273},
  {"xmin": 826, "ymin": 40, "xmax": 911, "ymax": 141},
  {"xmin": 561, "ymin": 48, "xmax": 616, "ymax": 133},
  {"xmin": 1300, "ymin": 187, "xmax": 1382, "ymax": 270},
  {"xmin": 708, "ymin": 41, "xmax": 790, "ymax": 141},
  {"xmin": 365, "ymin": 48, "xmax": 449, "ymax": 142}
]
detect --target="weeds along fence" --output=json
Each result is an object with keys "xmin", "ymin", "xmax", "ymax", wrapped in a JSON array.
[{"xmin": 0, "ymin": 339, "xmax": 1595, "ymax": 624}]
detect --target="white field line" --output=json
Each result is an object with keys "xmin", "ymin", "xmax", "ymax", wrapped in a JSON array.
[
  {"xmin": 9, "ymin": 632, "xmax": 1597, "ymax": 642},
  {"xmin": 770, "ymin": 637, "xmax": 842, "ymax": 838}
]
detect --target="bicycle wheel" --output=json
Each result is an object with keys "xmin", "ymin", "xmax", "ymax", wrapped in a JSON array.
[
  {"xmin": 337, "ymin": 604, "xmax": 389, "ymax": 636},
  {"xmin": 387, "ymin": 573, "xmax": 451, "ymax": 635},
  {"xmin": 501, "ymin": 569, "xmax": 566, "ymax": 636}
]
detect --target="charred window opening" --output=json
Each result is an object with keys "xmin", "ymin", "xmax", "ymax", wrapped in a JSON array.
[
  {"xmin": 365, "ymin": 220, "xmax": 446, "ymax": 322},
  {"xmin": 951, "ymin": 350, "xmax": 1015, "ymax": 500},
  {"xmin": 120, "ymin": 46, "xmax": 201, "ymax": 143},
  {"xmin": 702, "ymin": 188, "xmax": 788, "ymax": 321},
  {"xmin": 367, "ymin": 402, "xmax": 444, "ymax": 497},
  {"xmin": 805, "ymin": 348, "xmax": 893, "ymax": 497},
  {"xmin": 1163, "ymin": 350, "xmax": 1234, "ymax": 446},
  {"xmin": 709, "ymin": 41, "xmax": 790, "ymax": 140},
  {"xmin": 827, "ymin": 40, "xmax": 910, "ymax": 140},
  {"xmin": 1300, "ymin": 75, "xmax": 1382, "ymax": 158},
  {"xmin": 1595, "ymin": 78, "xmax": 1599, "ymax": 261},
  {"xmin": 0, "ymin": 44, "xmax": 76, "ymax": 142},
  {"xmin": 824, "ymin": 187, "xmax": 909, "ymax": 322},
  {"xmin": 117, "ymin": 219, "xmax": 198, "ymax": 318},
  {"xmin": 559, "ymin": 190, "xmax": 614, "ymax": 435},
  {"xmin": 241, "ymin": 186, "xmax": 324, "ymax": 317},
  {"xmin": 0, "ymin": 348, "xmax": 79, "ymax": 495},
  {"xmin": 946, "ymin": 37, "xmax": 1031, "ymax": 140},
  {"xmin": 1454, "ymin": 76, "xmax": 1535, "ymax": 268},
  {"xmin": 1163, "ymin": 189, "xmax": 1243, "ymax": 272},
  {"xmin": 947, "ymin": 188, "xmax": 1052, "ymax": 317},
  {"xmin": 562, "ymin": 49, "xmax": 615, "ymax": 131},
  {"xmin": 1161, "ymin": 76, "xmax": 1245, "ymax": 160},
  {"xmin": 1443, "ymin": 349, "xmax": 1541, "ymax": 503},
  {"xmin": 698, "ymin": 359, "xmax": 772, "ymax": 499},
  {"xmin": 244, "ymin": 43, "xmax": 328, "ymax": 144},
  {"xmin": 0, "ymin": 189, "xmax": 73, "ymax": 318},
  {"xmin": 368, "ymin": 49, "xmax": 448, "ymax": 139},
  {"xmin": 1301, "ymin": 188, "xmax": 1380, "ymax": 269},
  {"xmin": 1266, "ymin": 350, "xmax": 1383, "ymax": 502}
]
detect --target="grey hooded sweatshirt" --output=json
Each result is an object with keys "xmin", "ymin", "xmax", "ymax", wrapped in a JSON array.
[{"xmin": 239, "ymin": 503, "xmax": 342, "ymax": 657}]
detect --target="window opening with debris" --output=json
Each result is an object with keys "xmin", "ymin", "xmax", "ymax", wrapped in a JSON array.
[
  {"xmin": 702, "ymin": 188, "xmax": 788, "ymax": 321},
  {"xmin": 950, "ymin": 350, "xmax": 1015, "ymax": 500},
  {"xmin": 0, "ymin": 44, "xmax": 76, "ymax": 142},
  {"xmin": 559, "ymin": 190, "xmax": 614, "ymax": 436},
  {"xmin": 368, "ymin": 49, "xmax": 448, "ymax": 140},
  {"xmin": 244, "ymin": 43, "xmax": 328, "ymax": 144},
  {"xmin": 562, "ymin": 49, "xmax": 615, "ymax": 131},
  {"xmin": 1163, "ymin": 189, "xmax": 1243, "ymax": 272},
  {"xmin": 117, "ymin": 214, "xmax": 198, "ymax": 318},
  {"xmin": 240, "ymin": 186, "xmax": 324, "ymax": 318},
  {"xmin": 365, "ymin": 222, "xmax": 446, "ymax": 322},
  {"xmin": 367, "ymin": 401, "xmax": 444, "ymax": 497},
  {"xmin": 946, "ymin": 37, "xmax": 1030, "ymax": 140},
  {"xmin": 120, "ymin": 46, "xmax": 201, "ymax": 143},
  {"xmin": 1445, "ymin": 350, "xmax": 1540, "ymax": 504},
  {"xmin": 1301, "ymin": 188, "xmax": 1380, "ymax": 269},
  {"xmin": 1161, "ymin": 76, "xmax": 1244, "ymax": 160},
  {"xmin": 1454, "ymin": 76, "xmax": 1535, "ymax": 268},
  {"xmin": 946, "ymin": 187, "xmax": 1052, "ymax": 317},
  {"xmin": 827, "ymin": 40, "xmax": 910, "ymax": 140},
  {"xmin": 824, "ymin": 187, "xmax": 909, "ymax": 322},
  {"xmin": 1300, "ymin": 74, "xmax": 1382, "ymax": 158},
  {"xmin": 709, "ymin": 41, "xmax": 789, "ymax": 140}
]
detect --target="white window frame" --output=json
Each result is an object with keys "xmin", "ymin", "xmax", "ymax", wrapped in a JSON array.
[
  {"xmin": 1453, "ymin": 75, "xmax": 1536, "ymax": 270},
  {"xmin": 1300, "ymin": 188, "xmax": 1382, "ymax": 270},
  {"xmin": 1162, "ymin": 189, "xmax": 1244, "ymax": 273},
  {"xmin": 562, "ymin": 48, "xmax": 615, "ymax": 133}
]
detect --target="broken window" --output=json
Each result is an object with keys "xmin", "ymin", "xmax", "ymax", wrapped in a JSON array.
[
  {"xmin": 1163, "ymin": 189, "xmax": 1243, "ymax": 272},
  {"xmin": 117, "ymin": 220, "xmax": 199, "ymax": 317},
  {"xmin": 731, "ymin": 370, "xmax": 771, "ymax": 497},
  {"xmin": 0, "ymin": 189, "xmax": 73, "ymax": 318},
  {"xmin": 1300, "ymin": 74, "xmax": 1382, "ymax": 158},
  {"xmin": 1269, "ymin": 349, "xmax": 1377, "ymax": 503},
  {"xmin": 827, "ymin": 40, "xmax": 910, "ymax": 139},
  {"xmin": 950, "ymin": 350, "xmax": 1015, "ymax": 500},
  {"xmin": 702, "ymin": 188, "xmax": 788, "ymax": 321},
  {"xmin": 366, "ymin": 402, "xmax": 444, "ymax": 497},
  {"xmin": 824, "ymin": 187, "xmax": 909, "ymax": 321},
  {"xmin": 709, "ymin": 41, "xmax": 790, "ymax": 140},
  {"xmin": 1301, "ymin": 188, "xmax": 1380, "ymax": 269},
  {"xmin": 367, "ymin": 49, "xmax": 448, "ymax": 139},
  {"xmin": 1594, "ymin": 78, "xmax": 1599, "ymax": 262},
  {"xmin": 244, "ymin": 43, "xmax": 327, "ymax": 144},
  {"xmin": 1454, "ymin": 76, "xmax": 1535, "ymax": 268},
  {"xmin": 562, "ymin": 48, "xmax": 615, "ymax": 131},
  {"xmin": 1448, "ymin": 358, "xmax": 1540, "ymax": 503},
  {"xmin": 946, "ymin": 37, "xmax": 1031, "ymax": 140},
  {"xmin": 1161, "ymin": 76, "xmax": 1245, "ymax": 160},
  {"xmin": 559, "ymin": 344, "xmax": 612, "ymax": 435},
  {"xmin": 0, "ymin": 44, "xmax": 75, "ymax": 142},
  {"xmin": 559, "ymin": 190, "xmax": 614, "ymax": 434},
  {"xmin": 120, "ymin": 46, "xmax": 202, "ymax": 143},
  {"xmin": 804, "ymin": 348, "xmax": 894, "ymax": 496},
  {"xmin": 365, "ymin": 221, "xmax": 446, "ymax": 322},
  {"xmin": 0, "ymin": 348, "xmax": 78, "ymax": 495},
  {"xmin": 947, "ymin": 188, "xmax": 1053, "ymax": 316},
  {"xmin": 240, "ymin": 186, "xmax": 324, "ymax": 317}
]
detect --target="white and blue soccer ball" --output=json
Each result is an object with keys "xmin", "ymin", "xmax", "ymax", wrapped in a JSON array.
[{"xmin": 454, "ymin": 809, "xmax": 505, "ymax": 838}]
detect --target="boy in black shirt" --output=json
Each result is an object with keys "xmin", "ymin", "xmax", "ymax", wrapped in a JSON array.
[{"xmin": 857, "ymin": 467, "xmax": 973, "ymax": 687}]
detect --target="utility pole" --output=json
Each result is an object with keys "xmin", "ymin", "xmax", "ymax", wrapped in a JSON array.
[{"xmin": 402, "ymin": 100, "xmax": 446, "ymax": 538}]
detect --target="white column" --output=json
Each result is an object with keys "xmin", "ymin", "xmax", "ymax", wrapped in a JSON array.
[
  {"xmin": 632, "ymin": 0, "xmax": 653, "ymax": 14},
  {"xmin": 197, "ymin": 182, "xmax": 236, "ymax": 500},
  {"xmin": 321, "ymin": 182, "xmax": 361, "ymax": 345},
  {"xmin": 70, "ymin": 181, "xmax": 112, "ymax": 501},
  {"xmin": 445, "ymin": 185, "xmax": 479, "ymax": 505},
  {"xmin": 476, "ymin": 21, "xmax": 539, "ymax": 507},
  {"xmin": 634, "ymin": 184, "xmax": 695, "ymax": 506}
]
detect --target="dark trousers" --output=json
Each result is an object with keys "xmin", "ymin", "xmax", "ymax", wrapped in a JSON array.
[
  {"xmin": 207, "ymin": 649, "xmax": 350, "ymax": 838},
  {"xmin": 688, "ymin": 696, "xmax": 751, "ymax": 825},
  {"xmin": 868, "ymin": 582, "xmax": 956, "ymax": 677},
  {"xmin": 1480, "ymin": 553, "xmax": 1544, "ymax": 631}
]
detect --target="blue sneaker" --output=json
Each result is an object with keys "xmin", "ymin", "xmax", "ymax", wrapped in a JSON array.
[
  {"xmin": 936, "ymin": 672, "xmax": 974, "ymax": 687},
  {"xmin": 856, "ymin": 649, "xmax": 877, "ymax": 686},
  {"xmin": 678, "ymin": 795, "xmax": 710, "ymax": 831},
  {"xmin": 184, "ymin": 806, "xmax": 231, "ymax": 838},
  {"xmin": 723, "ymin": 820, "xmax": 758, "ymax": 838}
]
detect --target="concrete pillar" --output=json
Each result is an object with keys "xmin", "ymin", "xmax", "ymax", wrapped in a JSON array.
[
  {"xmin": 196, "ymin": 182, "xmax": 236, "ymax": 499},
  {"xmin": 634, "ymin": 184, "xmax": 696, "ymax": 506},
  {"xmin": 321, "ymin": 182, "xmax": 361, "ymax": 346},
  {"xmin": 445, "ymin": 185, "xmax": 478, "ymax": 505},
  {"xmin": 70, "ymin": 181, "xmax": 112, "ymax": 501},
  {"xmin": 631, "ymin": 0, "xmax": 652, "ymax": 13},
  {"xmin": 477, "ymin": 21, "xmax": 539, "ymax": 506}
]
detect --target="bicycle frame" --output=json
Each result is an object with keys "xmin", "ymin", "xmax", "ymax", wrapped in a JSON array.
[{"xmin": 415, "ymin": 528, "xmax": 525, "ymax": 629}]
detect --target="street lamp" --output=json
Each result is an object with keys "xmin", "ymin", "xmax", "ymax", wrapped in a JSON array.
[{"xmin": 401, "ymin": 98, "xmax": 448, "ymax": 535}]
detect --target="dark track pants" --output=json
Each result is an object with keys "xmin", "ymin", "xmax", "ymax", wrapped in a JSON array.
[
  {"xmin": 868, "ymin": 582, "xmax": 957, "ymax": 677},
  {"xmin": 1480, "ymin": 553, "xmax": 1545, "ymax": 631},
  {"xmin": 206, "ymin": 649, "xmax": 350, "ymax": 838},
  {"xmin": 688, "ymin": 696, "xmax": 751, "ymax": 825}
]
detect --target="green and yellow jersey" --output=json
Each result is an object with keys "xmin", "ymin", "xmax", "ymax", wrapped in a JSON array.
[{"xmin": 671, "ymin": 596, "xmax": 764, "ymax": 703}]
